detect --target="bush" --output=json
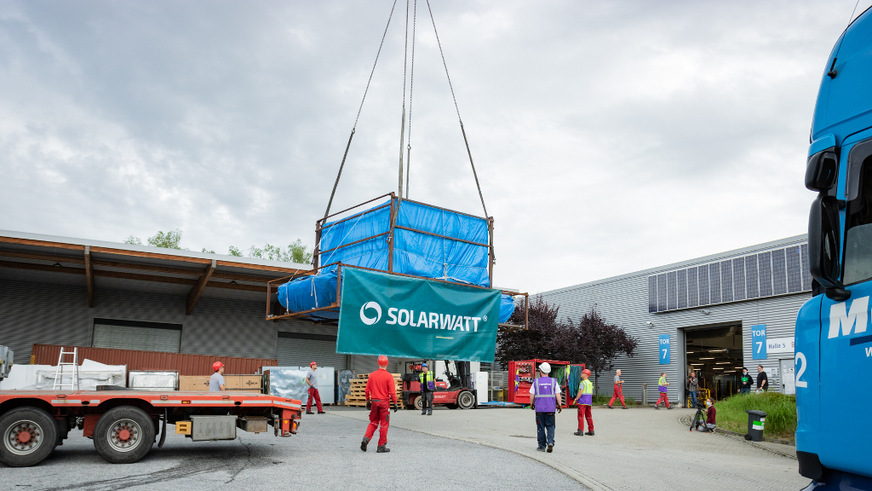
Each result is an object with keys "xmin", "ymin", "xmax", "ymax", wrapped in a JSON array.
[{"xmin": 714, "ymin": 392, "xmax": 796, "ymax": 441}]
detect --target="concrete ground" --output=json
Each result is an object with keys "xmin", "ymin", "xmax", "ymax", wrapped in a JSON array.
[
  {"xmin": 3, "ymin": 408, "xmax": 579, "ymax": 490},
  {"xmin": 332, "ymin": 404, "xmax": 809, "ymax": 491},
  {"xmin": 3, "ymin": 404, "xmax": 809, "ymax": 490}
]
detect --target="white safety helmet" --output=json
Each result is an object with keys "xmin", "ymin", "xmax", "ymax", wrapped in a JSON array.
[{"xmin": 539, "ymin": 362, "xmax": 551, "ymax": 374}]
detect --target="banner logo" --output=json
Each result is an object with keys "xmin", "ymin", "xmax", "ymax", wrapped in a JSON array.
[{"xmin": 359, "ymin": 301, "xmax": 382, "ymax": 325}]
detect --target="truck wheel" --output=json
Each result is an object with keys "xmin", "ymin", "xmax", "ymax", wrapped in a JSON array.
[
  {"xmin": 93, "ymin": 406, "xmax": 155, "ymax": 464},
  {"xmin": 457, "ymin": 391, "xmax": 475, "ymax": 410},
  {"xmin": 0, "ymin": 406, "xmax": 58, "ymax": 467},
  {"xmin": 413, "ymin": 396, "xmax": 423, "ymax": 411}
]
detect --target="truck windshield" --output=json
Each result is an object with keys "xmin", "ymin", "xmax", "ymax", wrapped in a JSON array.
[{"xmin": 844, "ymin": 139, "xmax": 872, "ymax": 284}]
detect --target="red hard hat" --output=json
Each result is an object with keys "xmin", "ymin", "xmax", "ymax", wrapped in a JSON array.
[
  {"xmin": 377, "ymin": 355, "xmax": 389, "ymax": 366},
  {"xmin": 310, "ymin": 361, "xmax": 317, "ymax": 367},
  {"xmin": 582, "ymin": 369, "xmax": 591, "ymax": 376},
  {"xmin": 212, "ymin": 361, "xmax": 224, "ymax": 372}
]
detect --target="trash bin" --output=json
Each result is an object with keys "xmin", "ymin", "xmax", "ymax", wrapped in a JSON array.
[{"xmin": 745, "ymin": 410, "xmax": 767, "ymax": 441}]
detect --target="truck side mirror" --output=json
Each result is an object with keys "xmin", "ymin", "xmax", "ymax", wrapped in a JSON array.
[
  {"xmin": 808, "ymin": 195, "xmax": 850, "ymax": 300},
  {"xmin": 805, "ymin": 150, "xmax": 838, "ymax": 193}
]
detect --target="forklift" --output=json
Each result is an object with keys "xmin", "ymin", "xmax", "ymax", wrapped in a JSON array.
[{"xmin": 401, "ymin": 360, "xmax": 476, "ymax": 410}]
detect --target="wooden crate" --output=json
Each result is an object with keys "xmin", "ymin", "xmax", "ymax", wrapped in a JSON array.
[{"xmin": 344, "ymin": 373, "xmax": 404, "ymax": 408}]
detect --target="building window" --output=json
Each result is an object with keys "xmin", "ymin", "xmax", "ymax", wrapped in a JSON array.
[{"xmin": 92, "ymin": 319, "xmax": 182, "ymax": 353}]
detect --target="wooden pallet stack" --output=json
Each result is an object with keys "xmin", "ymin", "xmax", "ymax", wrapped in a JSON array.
[{"xmin": 344, "ymin": 373, "xmax": 405, "ymax": 408}]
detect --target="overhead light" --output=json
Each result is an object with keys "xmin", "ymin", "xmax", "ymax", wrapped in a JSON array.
[
  {"xmin": 690, "ymin": 363, "xmax": 704, "ymax": 366},
  {"xmin": 230, "ymin": 280, "xmax": 238, "ymax": 285},
  {"xmin": 716, "ymin": 362, "xmax": 732, "ymax": 365},
  {"xmin": 686, "ymin": 351, "xmax": 694, "ymax": 354},
  {"xmin": 713, "ymin": 367, "xmax": 725, "ymax": 370},
  {"xmin": 708, "ymin": 349, "xmax": 728, "ymax": 353},
  {"xmin": 699, "ymin": 357, "xmax": 714, "ymax": 360},
  {"xmin": 53, "ymin": 262, "xmax": 62, "ymax": 267},
  {"xmin": 734, "ymin": 367, "xmax": 744, "ymax": 370}
]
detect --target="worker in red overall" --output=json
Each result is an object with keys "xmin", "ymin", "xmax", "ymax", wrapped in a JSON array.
[
  {"xmin": 608, "ymin": 368, "xmax": 627, "ymax": 409},
  {"xmin": 361, "ymin": 355, "xmax": 398, "ymax": 453},
  {"xmin": 655, "ymin": 372, "xmax": 673, "ymax": 409}
]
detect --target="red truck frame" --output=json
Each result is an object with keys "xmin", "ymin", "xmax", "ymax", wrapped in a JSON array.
[{"xmin": 0, "ymin": 389, "xmax": 302, "ymax": 467}]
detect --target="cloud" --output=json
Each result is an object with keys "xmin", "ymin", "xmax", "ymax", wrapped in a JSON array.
[{"xmin": 0, "ymin": 0, "xmax": 863, "ymax": 293}]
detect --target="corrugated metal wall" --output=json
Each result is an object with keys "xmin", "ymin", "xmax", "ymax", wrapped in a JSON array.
[
  {"xmin": 31, "ymin": 344, "xmax": 276, "ymax": 375},
  {"xmin": 0, "ymin": 277, "xmax": 372, "ymax": 373},
  {"xmin": 538, "ymin": 238, "xmax": 810, "ymax": 404}
]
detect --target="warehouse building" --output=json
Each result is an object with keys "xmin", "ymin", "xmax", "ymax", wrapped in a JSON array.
[
  {"xmin": 0, "ymin": 230, "xmax": 397, "ymax": 378},
  {"xmin": 538, "ymin": 235, "xmax": 810, "ymax": 406}
]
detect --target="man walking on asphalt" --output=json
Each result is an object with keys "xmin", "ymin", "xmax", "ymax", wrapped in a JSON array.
[
  {"xmin": 655, "ymin": 372, "xmax": 673, "ymax": 409},
  {"xmin": 530, "ymin": 362, "xmax": 561, "ymax": 453},
  {"xmin": 419, "ymin": 362, "xmax": 435, "ymax": 415},
  {"xmin": 305, "ymin": 361, "xmax": 325, "ymax": 414},
  {"xmin": 573, "ymin": 369, "xmax": 595, "ymax": 435},
  {"xmin": 608, "ymin": 369, "xmax": 627, "ymax": 409},
  {"xmin": 361, "ymin": 355, "xmax": 398, "ymax": 453}
]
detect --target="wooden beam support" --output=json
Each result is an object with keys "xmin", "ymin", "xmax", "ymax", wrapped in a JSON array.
[
  {"xmin": 186, "ymin": 260, "xmax": 216, "ymax": 315},
  {"xmin": 0, "ymin": 237, "xmax": 85, "ymax": 251},
  {"xmin": 84, "ymin": 246, "xmax": 95, "ymax": 308},
  {"xmin": 0, "ymin": 250, "xmax": 86, "ymax": 264},
  {"xmin": 89, "ymin": 246, "xmax": 212, "ymax": 264},
  {"xmin": 0, "ymin": 259, "xmax": 264, "ymax": 293}
]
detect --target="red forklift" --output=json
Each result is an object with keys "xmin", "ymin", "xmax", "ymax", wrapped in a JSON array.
[{"xmin": 401, "ymin": 360, "xmax": 477, "ymax": 410}]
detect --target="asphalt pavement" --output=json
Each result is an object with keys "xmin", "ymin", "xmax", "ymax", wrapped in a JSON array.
[
  {"xmin": 3, "ymin": 408, "xmax": 581, "ymax": 490},
  {"xmin": 333, "ymin": 404, "xmax": 810, "ymax": 491},
  {"xmin": 3, "ymin": 404, "xmax": 810, "ymax": 490}
]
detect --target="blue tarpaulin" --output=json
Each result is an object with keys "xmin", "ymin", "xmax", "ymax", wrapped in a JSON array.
[{"xmin": 277, "ymin": 198, "xmax": 515, "ymax": 323}]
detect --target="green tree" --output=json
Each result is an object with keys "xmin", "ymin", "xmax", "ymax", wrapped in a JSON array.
[
  {"xmin": 494, "ymin": 298, "xmax": 562, "ymax": 369},
  {"xmin": 554, "ymin": 308, "xmax": 638, "ymax": 395},
  {"xmin": 125, "ymin": 230, "xmax": 312, "ymax": 264},
  {"xmin": 124, "ymin": 230, "xmax": 183, "ymax": 249},
  {"xmin": 247, "ymin": 240, "xmax": 312, "ymax": 264}
]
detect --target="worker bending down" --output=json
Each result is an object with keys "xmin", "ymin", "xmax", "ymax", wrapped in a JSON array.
[
  {"xmin": 573, "ymin": 369, "xmax": 594, "ymax": 436},
  {"xmin": 361, "ymin": 355, "xmax": 398, "ymax": 453}
]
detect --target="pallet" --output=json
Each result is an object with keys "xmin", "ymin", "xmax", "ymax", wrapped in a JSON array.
[{"xmin": 345, "ymin": 373, "xmax": 405, "ymax": 408}]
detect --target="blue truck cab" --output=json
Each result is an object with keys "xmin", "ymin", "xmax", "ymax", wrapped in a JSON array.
[{"xmin": 797, "ymin": 5, "xmax": 872, "ymax": 487}]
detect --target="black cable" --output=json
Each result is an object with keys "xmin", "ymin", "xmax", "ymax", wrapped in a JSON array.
[
  {"xmin": 324, "ymin": 0, "xmax": 400, "ymax": 219},
  {"xmin": 425, "ymin": 0, "xmax": 489, "ymax": 219}
]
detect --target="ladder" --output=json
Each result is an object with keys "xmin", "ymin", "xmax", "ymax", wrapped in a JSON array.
[{"xmin": 53, "ymin": 347, "xmax": 79, "ymax": 391}]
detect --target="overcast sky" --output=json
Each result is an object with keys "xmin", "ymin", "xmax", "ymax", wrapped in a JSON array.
[{"xmin": 1, "ymin": 1, "xmax": 867, "ymax": 294}]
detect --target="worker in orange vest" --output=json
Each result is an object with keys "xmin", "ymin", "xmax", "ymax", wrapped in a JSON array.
[{"xmin": 361, "ymin": 355, "xmax": 398, "ymax": 453}]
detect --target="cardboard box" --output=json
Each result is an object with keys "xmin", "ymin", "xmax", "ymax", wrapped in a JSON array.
[
  {"xmin": 178, "ymin": 375, "xmax": 210, "ymax": 391},
  {"xmin": 177, "ymin": 374, "xmax": 263, "ymax": 392},
  {"xmin": 224, "ymin": 374, "xmax": 262, "ymax": 391}
]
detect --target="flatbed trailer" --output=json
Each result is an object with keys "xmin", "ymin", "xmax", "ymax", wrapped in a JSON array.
[{"xmin": 0, "ymin": 389, "xmax": 302, "ymax": 467}]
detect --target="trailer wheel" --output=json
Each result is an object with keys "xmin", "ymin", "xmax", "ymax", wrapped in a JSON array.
[
  {"xmin": 0, "ymin": 406, "xmax": 58, "ymax": 467},
  {"xmin": 93, "ymin": 406, "xmax": 155, "ymax": 464},
  {"xmin": 457, "ymin": 391, "xmax": 475, "ymax": 410},
  {"xmin": 413, "ymin": 396, "xmax": 423, "ymax": 411}
]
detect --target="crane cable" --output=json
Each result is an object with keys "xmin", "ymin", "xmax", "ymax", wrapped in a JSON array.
[
  {"xmin": 324, "ymin": 0, "xmax": 400, "ymax": 219},
  {"xmin": 404, "ymin": 0, "xmax": 418, "ymax": 198},
  {"xmin": 325, "ymin": 0, "xmax": 492, "ymax": 226},
  {"xmin": 425, "ymin": 0, "xmax": 489, "ymax": 220}
]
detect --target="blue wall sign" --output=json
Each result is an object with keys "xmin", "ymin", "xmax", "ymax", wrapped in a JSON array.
[
  {"xmin": 659, "ymin": 334, "xmax": 670, "ymax": 364},
  {"xmin": 751, "ymin": 324, "xmax": 767, "ymax": 360}
]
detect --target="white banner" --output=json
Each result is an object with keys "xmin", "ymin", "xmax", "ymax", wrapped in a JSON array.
[{"xmin": 767, "ymin": 337, "xmax": 794, "ymax": 354}]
